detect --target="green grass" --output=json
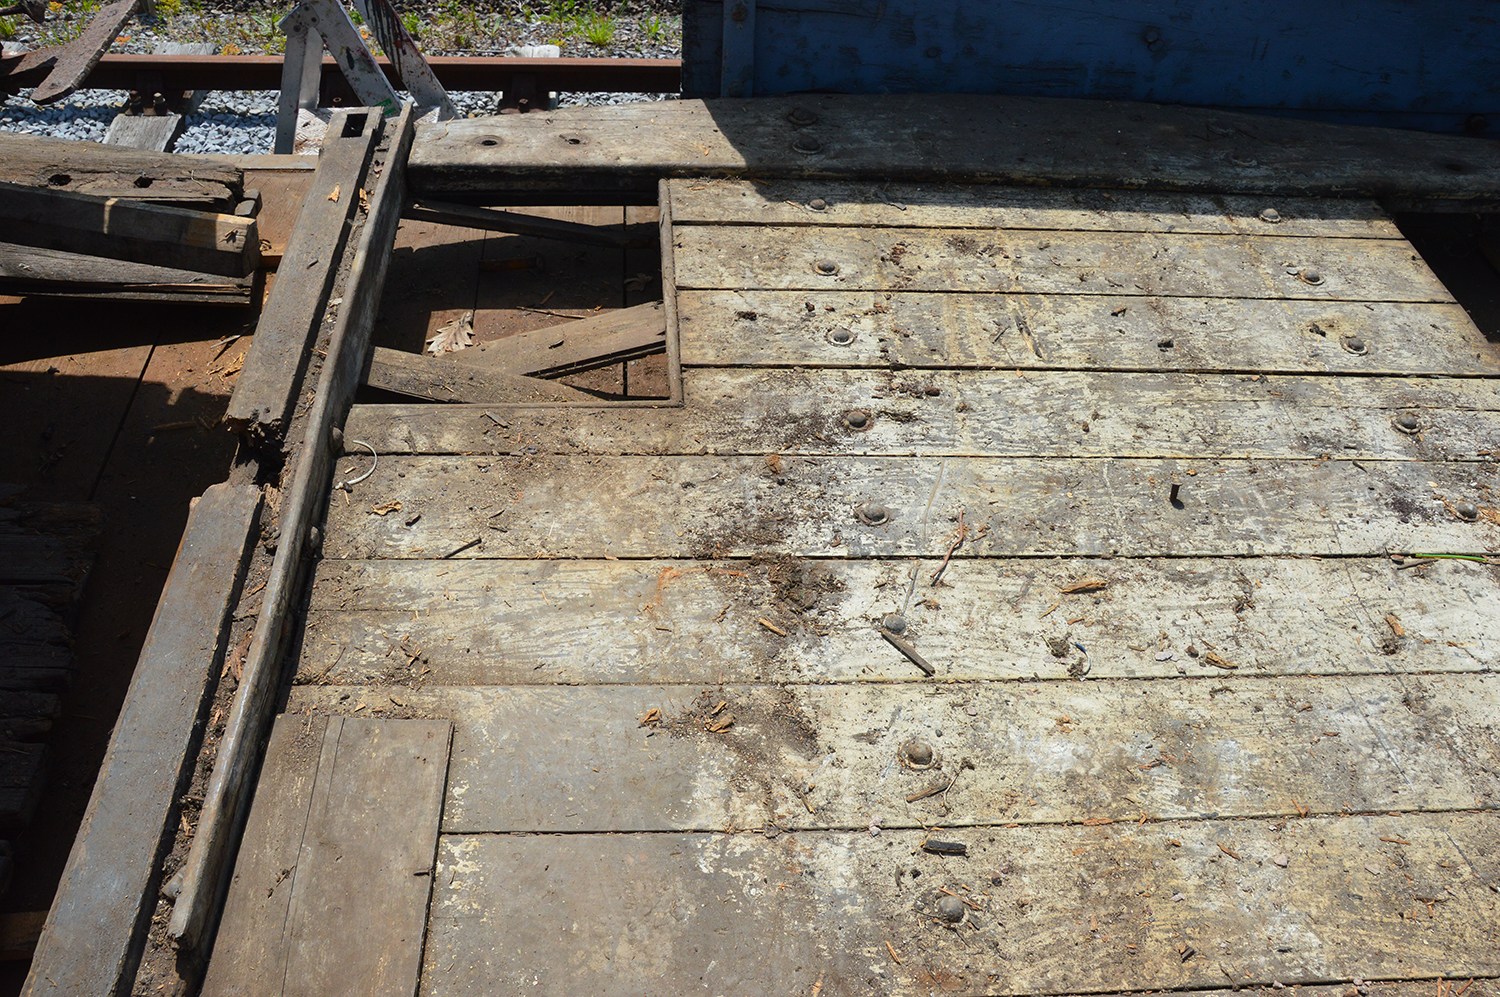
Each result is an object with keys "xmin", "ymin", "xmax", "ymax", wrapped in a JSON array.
[{"xmin": 581, "ymin": 13, "xmax": 614, "ymax": 46}]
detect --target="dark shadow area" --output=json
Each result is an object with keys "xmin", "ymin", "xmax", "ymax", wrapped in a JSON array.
[{"xmin": 1395, "ymin": 213, "xmax": 1500, "ymax": 342}]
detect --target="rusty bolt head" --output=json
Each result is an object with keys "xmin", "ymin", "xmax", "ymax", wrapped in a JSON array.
[
  {"xmin": 808, "ymin": 197, "xmax": 828, "ymax": 211},
  {"xmin": 935, "ymin": 896, "xmax": 966, "ymax": 922},
  {"xmin": 1455, "ymin": 501, "xmax": 1480, "ymax": 521},
  {"xmin": 1395, "ymin": 414, "xmax": 1421, "ymax": 434},
  {"xmin": 1341, "ymin": 334, "xmax": 1368, "ymax": 355},
  {"xmin": 1258, "ymin": 208, "xmax": 1282, "ymax": 223},
  {"xmin": 814, "ymin": 258, "xmax": 840, "ymax": 276},
  {"xmin": 902, "ymin": 738, "xmax": 935, "ymax": 767},
  {"xmin": 1299, "ymin": 267, "xmax": 1325, "ymax": 286},
  {"xmin": 787, "ymin": 107, "xmax": 819, "ymax": 126},
  {"xmin": 856, "ymin": 503, "xmax": 890, "ymax": 525},
  {"xmin": 882, "ymin": 613, "xmax": 907, "ymax": 635},
  {"xmin": 827, "ymin": 328, "xmax": 855, "ymax": 346},
  {"xmin": 792, "ymin": 135, "xmax": 824, "ymax": 155},
  {"xmin": 844, "ymin": 409, "xmax": 871, "ymax": 430}
]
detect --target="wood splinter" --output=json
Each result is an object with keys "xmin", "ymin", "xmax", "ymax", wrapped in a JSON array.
[{"xmin": 882, "ymin": 629, "xmax": 935, "ymax": 676}]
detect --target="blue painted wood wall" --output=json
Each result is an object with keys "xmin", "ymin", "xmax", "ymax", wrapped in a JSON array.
[{"xmin": 683, "ymin": 0, "xmax": 1500, "ymax": 133}]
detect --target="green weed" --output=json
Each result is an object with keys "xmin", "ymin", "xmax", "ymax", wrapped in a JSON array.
[{"xmin": 581, "ymin": 13, "xmax": 613, "ymax": 46}]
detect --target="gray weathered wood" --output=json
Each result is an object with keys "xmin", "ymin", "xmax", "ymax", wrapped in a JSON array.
[
  {"xmin": 200, "ymin": 715, "xmax": 451, "ymax": 997},
  {"xmin": 0, "ymin": 180, "xmax": 259, "ymax": 277},
  {"xmin": 667, "ymin": 179, "xmax": 1404, "ymax": 238},
  {"xmin": 0, "ymin": 131, "xmax": 240, "ymax": 206},
  {"xmin": 408, "ymin": 95, "xmax": 1500, "ymax": 200},
  {"xmin": 421, "ymin": 817, "xmax": 1500, "ymax": 997},
  {"xmin": 28, "ymin": 0, "xmax": 139, "ymax": 105},
  {"xmin": 671, "ymin": 226, "xmax": 1452, "ymax": 301},
  {"xmin": 366, "ymin": 347, "xmax": 596, "ymax": 403},
  {"xmin": 404, "ymin": 199, "xmax": 654, "ymax": 248},
  {"xmin": 225, "ymin": 109, "xmax": 381, "ymax": 444},
  {"xmin": 452, "ymin": 301, "xmax": 666, "ymax": 379},
  {"xmin": 22, "ymin": 483, "xmax": 260, "ymax": 997},
  {"xmin": 289, "ymin": 672, "xmax": 1500, "ymax": 833},
  {"xmin": 319, "ymin": 455, "xmax": 1500, "ymax": 561},
  {"xmin": 102, "ymin": 113, "xmax": 183, "ymax": 152},
  {"xmin": 673, "ymin": 291, "xmax": 1498, "ymax": 375},
  {"xmin": 169, "ymin": 107, "xmax": 418, "ymax": 950},
  {"xmin": 298, "ymin": 555, "xmax": 1500, "ymax": 687},
  {"xmin": 0, "ymin": 242, "xmax": 254, "ymax": 304},
  {"xmin": 339, "ymin": 369, "xmax": 1500, "ymax": 460}
]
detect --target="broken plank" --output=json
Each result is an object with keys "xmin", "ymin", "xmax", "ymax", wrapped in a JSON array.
[
  {"xmin": 23, "ymin": 483, "xmax": 259, "ymax": 997},
  {"xmin": 319, "ymin": 455, "xmax": 1500, "ymax": 561},
  {"xmin": 408, "ymin": 95, "xmax": 1500, "ymax": 201},
  {"xmin": 289, "ymin": 673, "xmax": 1500, "ymax": 833},
  {"xmin": 366, "ymin": 346, "xmax": 597, "ymax": 403},
  {"xmin": 28, "ymin": 0, "xmax": 139, "ymax": 105},
  {"xmin": 0, "ymin": 180, "xmax": 259, "ymax": 277},
  {"xmin": 226, "ymin": 109, "xmax": 381, "ymax": 443},
  {"xmin": 451, "ymin": 301, "xmax": 666, "ymax": 379},
  {"xmin": 421, "ymin": 817, "xmax": 1500, "ymax": 997},
  {"xmin": 298, "ymin": 555, "xmax": 1500, "ymax": 686},
  {"xmin": 674, "ymin": 291, "xmax": 1498, "ymax": 375},
  {"xmin": 672, "ymin": 226, "xmax": 1452, "ymax": 301},
  {"xmin": 201, "ymin": 716, "xmax": 452, "ymax": 997},
  {"xmin": 667, "ymin": 179, "xmax": 1404, "ymax": 239},
  {"xmin": 341, "ymin": 369, "xmax": 1500, "ymax": 461},
  {"xmin": 0, "ymin": 132, "xmax": 240, "ymax": 207},
  {"xmin": 404, "ymin": 199, "xmax": 655, "ymax": 248},
  {"xmin": 102, "ymin": 113, "xmax": 184, "ymax": 153},
  {"xmin": 0, "ymin": 242, "xmax": 254, "ymax": 303}
]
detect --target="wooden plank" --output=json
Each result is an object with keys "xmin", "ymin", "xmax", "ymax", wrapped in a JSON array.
[
  {"xmin": 406, "ymin": 95, "xmax": 1500, "ymax": 200},
  {"xmin": 667, "ymin": 179, "xmax": 1404, "ymax": 238},
  {"xmin": 28, "ymin": 0, "xmax": 139, "ymax": 105},
  {"xmin": 298, "ymin": 555, "xmax": 1500, "ymax": 686},
  {"xmin": 318, "ymin": 455, "xmax": 1500, "ymax": 561},
  {"xmin": 22, "ymin": 483, "xmax": 259, "ymax": 997},
  {"xmin": 169, "ymin": 107, "xmax": 419, "ymax": 950},
  {"xmin": 102, "ymin": 113, "xmax": 184, "ymax": 152},
  {"xmin": 0, "ymin": 740, "xmax": 45, "ymax": 830},
  {"xmin": 671, "ymin": 226, "xmax": 1452, "ymax": 301},
  {"xmin": 288, "ymin": 672, "xmax": 1500, "ymax": 833},
  {"xmin": 0, "ymin": 180, "xmax": 259, "ymax": 278},
  {"xmin": 0, "ymin": 132, "xmax": 240, "ymax": 207},
  {"xmin": 422, "ymin": 817, "xmax": 1500, "ymax": 997},
  {"xmin": 340, "ymin": 370, "xmax": 1500, "ymax": 460},
  {"xmin": 201, "ymin": 715, "xmax": 452, "ymax": 997},
  {"xmin": 225, "ymin": 109, "xmax": 381, "ymax": 444},
  {"xmin": 405, "ymin": 199, "xmax": 655, "ymax": 249},
  {"xmin": 451, "ymin": 301, "xmax": 666, "ymax": 379},
  {"xmin": 0, "ymin": 242, "xmax": 254, "ymax": 304},
  {"xmin": 366, "ymin": 347, "xmax": 597, "ymax": 403},
  {"xmin": 673, "ymin": 291, "xmax": 1499, "ymax": 375}
]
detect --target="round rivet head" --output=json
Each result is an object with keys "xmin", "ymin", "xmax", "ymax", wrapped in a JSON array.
[
  {"xmin": 807, "ymin": 197, "xmax": 828, "ymax": 211},
  {"xmin": 1258, "ymin": 208, "xmax": 1282, "ymax": 223},
  {"xmin": 1341, "ymin": 334, "xmax": 1368, "ymax": 355},
  {"xmin": 882, "ymin": 613, "xmax": 907, "ymax": 635},
  {"xmin": 827, "ymin": 328, "xmax": 855, "ymax": 346},
  {"xmin": 1299, "ymin": 268, "xmax": 1324, "ymax": 285},
  {"xmin": 1395, "ymin": 414, "xmax": 1421, "ymax": 434},
  {"xmin": 1455, "ymin": 501, "xmax": 1479, "ymax": 521},
  {"xmin": 814, "ymin": 258, "xmax": 839, "ymax": 276},
  {"xmin": 902, "ymin": 739, "xmax": 935, "ymax": 767},
  {"xmin": 856, "ymin": 503, "xmax": 890, "ymax": 525},
  {"xmin": 787, "ymin": 107, "xmax": 818, "ymax": 126},
  {"xmin": 935, "ymin": 896, "xmax": 966, "ymax": 922},
  {"xmin": 844, "ymin": 409, "xmax": 870, "ymax": 429},
  {"xmin": 792, "ymin": 135, "xmax": 824, "ymax": 155}
]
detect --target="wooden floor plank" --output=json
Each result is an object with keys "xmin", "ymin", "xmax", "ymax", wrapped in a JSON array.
[
  {"xmin": 674, "ymin": 291, "xmax": 1498, "ymax": 375},
  {"xmin": 421, "ymin": 817, "xmax": 1500, "ymax": 997},
  {"xmin": 340, "ymin": 369, "xmax": 1500, "ymax": 459},
  {"xmin": 202, "ymin": 715, "xmax": 452, "ymax": 997},
  {"xmin": 671, "ymin": 227, "xmax": 1452, "ymax": 301},
  {"xmin": 319, "ymin": 455, "xmax": 1499, "ymax": 561},
  {"xmin": 298, "ymin": 555, "xmax": 1500, "ymax": 686},
  {"xmin": 291, "ymin": 673, "xmax": 1500, "ymax": 834},
  {"xmin": 667, "ymin": 180, "xmax": 1403, "ymax": 238}
]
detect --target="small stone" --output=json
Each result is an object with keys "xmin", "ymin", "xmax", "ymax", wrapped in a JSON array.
[
  {"xmin": 1365, "ymin": 863, "xmax": 1382, "ymax": 876},
  {"xmin": 1155, "ymin": 650, "xmax": 1176, "ymax": 661},
  {"xmin": 1273, "ymin": 853, "xmax": 1289, "ymax": 868},
  {"xmin": 1172, "ymin": 892, "xmax": 1186, "ymax": 902},
  {"xmin": 935, "ymin": 895, "xmax": 966, "ymax": 922},
  {"xmin": 1186, "ymin": 645, "xmax": 1199, "ymax": 657},
  {"xmin": 965, "ymin": 705, "xmax": 978, "ymax": 716}
]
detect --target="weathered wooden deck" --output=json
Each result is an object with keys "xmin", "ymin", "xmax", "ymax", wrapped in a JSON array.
[{"xmin": 199, "ymin": 170, "xmax": 1500, "ymax": 997}]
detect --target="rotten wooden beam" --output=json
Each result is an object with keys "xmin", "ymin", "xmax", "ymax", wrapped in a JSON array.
[
  {"xmin": 0, "ymin": 132, "xmax": 241, "ymax": 207},
  {"xmin": 403, "ymin": 199, "xmax": 656, "ymax": 249},
  {"xmin": 452, "ymin": 301, "xmax": 666, "ymax": 379},
  {"xmin": 368, "ymin": 347, "xmax": 599, "ymax": 403}
]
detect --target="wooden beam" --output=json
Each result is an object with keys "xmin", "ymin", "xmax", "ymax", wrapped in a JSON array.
[
  {"xmin": 101, "ymin": 113, "xmax": 184, "ymax": 153},
  {"xmin": 0, "ymin": 242, "xmax": 255, "ymax": 304},
  {"xmin": 225, "ymin": 109, "xmax": 381, "ymax": 445},
  {"xmin": 0, "ymin": 131, "xmax": 241, "ymax": 207},
  {"xmin": 368, "ymin": 347, "xmax": 599, "ymax": 403},
  {"xmin": 0, "ymin": 180, "xmax": 259, "ymax": 278},
  {"xmin": 22, "ymin": 483, "xmax": 260, "ymax": 997},
  {"xmin": 167, "ymin": 105, "xmax": 419, "ymax": 952},
  {"xmin": 404, "ymin": 199, "xmax": 656, "ymax": 249},
  {"xmin": 451, "ymin": 301, "xmax": 666, "ymax": 379},
  {"xmin": 408, "ymin": 94, "xmax": 1500, "ymax": 200}
]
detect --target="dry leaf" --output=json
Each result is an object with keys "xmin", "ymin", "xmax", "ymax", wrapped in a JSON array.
[
  {"xmin": 370, "ymin": 500, "xmax": 403, "ymax": 516},
  {"xmin": 358, "ymin": 188, "xmax": 370, "ymax": 213},
  {"xmin": 1202, "ymin": 651, "xmax": 1238, "ymax": 669},
  {"xmin": 1060, "ymin": 578, "xmax": 1108, "ymax": 594},
  {"xmin": 426, "ymin": 311, "xmax": 475, "ymax": 355},
  {"xmin": 327, "ymin": 183, "xmax": 340, "ymax": 202}
]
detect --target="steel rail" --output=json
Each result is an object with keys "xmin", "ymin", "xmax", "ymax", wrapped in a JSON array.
[{"xmin": 73, "ymin": 53, "xmax": 680, "ymax": 93}]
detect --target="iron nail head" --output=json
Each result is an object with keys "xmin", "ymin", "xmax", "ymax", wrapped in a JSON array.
[
  {"xmin": 814, "ymin": 258, "xmax": 840, "ymax": 276},
  {"xmin": 1455, "ymin": 501, "xmax": 1479, "ymax": 521},
  {"xmin": 856, "ymin": 502, "xmax": 890, "ymax": 526},
  {"xmin": 844, "ymin": 409, "xmax": 871, "ymax": 430},
  {"xmin": 827, "ymin": 327, "xmax": 855, "ymax": 346},
  {"xmin": 1395, "ymin": 414, "xmax": 1420, "ymax": 434}
]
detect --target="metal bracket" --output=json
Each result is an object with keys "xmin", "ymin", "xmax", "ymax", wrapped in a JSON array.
[{"xmin": 720, "ymin": 0, "xmax": 755, "ymax": 98}]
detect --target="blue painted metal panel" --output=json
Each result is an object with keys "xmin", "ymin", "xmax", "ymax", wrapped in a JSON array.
[{"xmin": 682, "ymin": 0, "xmax": 1500, "ymax": 133}]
